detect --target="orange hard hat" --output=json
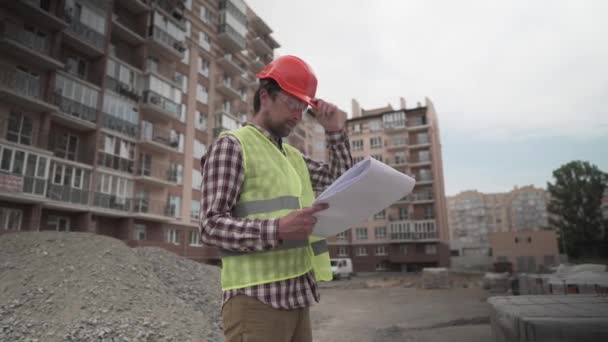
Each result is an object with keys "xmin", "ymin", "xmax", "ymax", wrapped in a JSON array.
[{"xmin": 257, "ymin": 55, "xmax": 318, "ymax": 108}]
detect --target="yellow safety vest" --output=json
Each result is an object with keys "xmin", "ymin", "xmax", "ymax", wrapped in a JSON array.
[{"xmin": 219, "ymin": 126, "xmax": 332, "ymax": 291}]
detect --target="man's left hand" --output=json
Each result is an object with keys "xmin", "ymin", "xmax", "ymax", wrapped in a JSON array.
[{"xmin": 312, "ymin": 99, "xmax": 347, "ymax": 132}]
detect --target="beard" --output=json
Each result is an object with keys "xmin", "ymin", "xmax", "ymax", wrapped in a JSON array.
[{"xmin": 264, "ymin": 116, "xmax": 294, "ymax": 138}]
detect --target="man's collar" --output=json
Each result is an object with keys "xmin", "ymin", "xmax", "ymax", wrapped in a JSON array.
[{"xmin": 244, "ymin": 122, "xmax": 283, "ymax": 148}]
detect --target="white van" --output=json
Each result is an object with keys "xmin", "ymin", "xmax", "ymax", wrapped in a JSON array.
[{"xmin": 330, "ymin": 258, "xmax": 353, "ymax": 280}]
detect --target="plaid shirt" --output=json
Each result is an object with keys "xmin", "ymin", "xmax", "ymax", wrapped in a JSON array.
[{"xmin": 199, "ymin": 123, "xmax": 352, "ymax": 310}]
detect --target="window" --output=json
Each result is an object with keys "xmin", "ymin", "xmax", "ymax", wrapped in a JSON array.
[
  {"xmin": 175, "ymin": 71, "xmax": 187, "ymax": 93},
  {"xmin": 355, "ymin": 227, "xmax": 368, "ymax": 240},
  {"xmin": 66, "ymin": 1, "xmax": 106, "ymax": 34},
  {"xmin": 196, "ymin": 111, "xmax": 207, "ymax": 130},
  {"xmin": 336, "ymin": 231, "xmax": 348, "ymax": 241},
  {"xmin": 418, "ymin": 150, "xmax": 430, "ymax": 162},
  {"xmin": 375, "ymin": 245, "xmax": 387, "ymax": 256},
  {"xmin": 192, "ymin": 170, "xmax": 202, "ymax": 190},
  {"xmin": 351, "ymin": 123, "xmax": 361, "ymax": 133},
  {"xmin": 373, "ymin": 210, "xmax": 385, "ymax": 220},
  {"xmin": 351, "ymin": 140, "xmax": 363, "ymax": 151},
  {"xmin": 194, "ymin": 140, "xmax": 206, "ymax": 160},
  {"xmin": 168, "ymin": 196, "xmax": 181, "ymax": 218},
  {"xmin": 514, "ymin": 237, "xmax": 519, "ymax": 244},
  {"xmin": 190, "ymin": 229, "xmax": 202, "ymax": 246},
  {"xmin": 66, "ymin": 56, "xmax": 88, "ymax": 79},
  {"xmin": 391, "ymin": 135, "xmax": 407, "ymax": 147},
  {"xmin": 51, "ymin": 163, "xmax": 83, "ymax": 189},
  {"xmin": 54, "ymin": 133, "xmax": 79, "ymax": 161},
  {"xmin": 182, "ymin": 47, "xmax": 189, "ymax": 64},
  {"xmin": 352, "ymin": 156, "xmax": 364, "ymax": 164},
  {"xmin": 369, "ymin": 120, "xmax": 382, "ymax": 132},
  {"xmin": 134, "ymin": 224, "xmax": 146, "ymax": 241},
  {"xmin": 394, "ymin": 152, "xmax": 406, "ymax": 165},
  {"xmin": 48, "ymin": 215, "xmax": 70, "ymax": 232},
  {"xmin": 399, "ymin": 245, "xmax": 408, "ymax": 254},
  {"xmin": 185, "ymin": 0, "xmax": 192, "ymax": 10},
  {"xmin": 376, "ymin": 262, "xmax": 389, "ymax": 271},
  {"xmin": 0, "ymin": 208, "xmax": 22, "ymax": 231},
  {"xmin": 166, "ymin": 229, "xmax": 179, "ymax": 244},
  {"xmin": 424, "ymin": 206, "xmax": 434, "ymax": 219},
  {"xmin": 55, "ymin": 74, "xmax": 100, "ymax": 110},
  {"xmin": 383, "ymin": 111, "xmax": 406, "ymax": 129},
  {"xmin": 338, "ymin": 246, "xmax": 348, "ymax": 257},
  {"xmin": 198, "ymin": 57, "xmax": 209, "ymax": 77},
  {"xmin": 371, "ymin": 154, "xmax": 383, "ymax": 162},
  {"xmin": 7, "ymin": 112, "xmax": 33, "ymax": 145},
  {"xmin": 370, "ymin": 137, "xmax": 382, "ymax": 149},
  {"xmin": 416, "ymin": 132, "xmax": 429, "ymax": 144},
  {"xmin": 425, "ymin": 244, "xmax": 437, "ymax": 255},
  {"xmin": 200, "ymin": 5, "xmax": 211, "ymax": 23},
  {"xmin": 356, "ymin": 246, "xmax": 367, "ymax": 256},
  {"xmin": 374, "ymin": 226, "xmax": 386, "ymax": 239},
  {"xmin": 399, "ymin": 208, "xmax": 408, "ymax": 220},
  {"xmin": 191, "ymin": 200, "xmax": 200, "ymax": 221},
  {"xmin": 198, "ymin": 32, "xmax": 210, "ymax": 51},
  {"xmin": 197, "ymin": 84, "xmax": 208, "ymax": 103},
  {"xmin": 169, "ymin": 163, "xmax": 183, "ymax": 184}
]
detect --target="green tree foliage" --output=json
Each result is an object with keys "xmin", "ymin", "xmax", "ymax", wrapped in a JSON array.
[{"xmin": 547, "ymin": 161, "xmax": 608, "ymax": 259}]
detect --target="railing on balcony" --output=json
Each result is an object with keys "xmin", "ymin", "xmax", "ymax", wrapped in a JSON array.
[
  {"xmin": 417, "ymin": 174, "xmax": 433, "ymax": 182},
  {"xmin": 53, "ymin": 93, "xmax": 98, "ymax": 124},
  {"xmin": 97, "ymin": 152, "xmax": 134, "ymax": 174},
  {"xmin": 0, "ymin": 172, "xmax": 47, "ymax": 196},
  {"xmin": 1, "ymin": 20, "xmax": 50, "ymax": 55},
  {"xmin": 218, "ymin": 23, "xmax": 246, "ymax": 49},
  {"xmin": 389, "ymin": 219, "xmax": 438, "ymax": 241},
  {"xmin": 47, "ymin": 183, "xmax": 89, "ymax": 205},
  {"xmin": 133, "ymin": 197, "xmax": 170, "ymax": 217},
  {"xmin": 65, "ymin": 16, "xmax": 105, "ymax": 50},
  {"xmin": 0, "ymin": 65, "xmax": 41, "ymax": 99},
  {"xmin": 93, "ymin": 192, "xmax": 131, "ymax": 211},
  {"xmin": 136, "ymin": 161, "xmax": 176, "ymax": 182},
  {"xmin": 103, "ymin": 114, "xmax": 138, "ymax": 136},
  {"xmin": 140, "ymin": 124, "xmax": 179, "ymax": 149},
  {"xmin": 105, "ymin": 76, "xmax": 141, "ymax": 102},
  {"xmin": 149, "ymin": 25, "xmax": 185, "ymax": 54},
  {"xmin": 411, "ymin": 192, "xmax": 433, "ymax": 201},
  {"xmin": 142, "ymin": 90, "xmax": 180, "ymax": 118}
]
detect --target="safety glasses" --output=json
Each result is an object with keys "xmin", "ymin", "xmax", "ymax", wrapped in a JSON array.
[{"xmin": 277, "ymin": 91, "xmax": 308, "ymax": 113}]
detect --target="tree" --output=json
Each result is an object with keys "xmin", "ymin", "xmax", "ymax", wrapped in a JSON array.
[{"xmin": 547, "ymin": 161, "xmax": 608, "ymax": 259}]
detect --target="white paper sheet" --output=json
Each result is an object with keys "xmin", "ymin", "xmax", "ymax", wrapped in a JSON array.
[{"xmin": 312, "ymin": 157, "xmax": 416, "ymax": 237}]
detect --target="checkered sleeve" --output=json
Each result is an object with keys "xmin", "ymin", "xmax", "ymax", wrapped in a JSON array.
[
  {"xmin": 199, "ymin": 135, "xmax": 279, "ymax": 252},
  {"xmin": 303, "ymin": 129, "xmax": 353, "ymax": 194}
]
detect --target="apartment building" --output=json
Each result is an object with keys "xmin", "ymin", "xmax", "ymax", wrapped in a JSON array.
[
  {"xmin": 489, "ymin": 230, "xmax": 559, "ymax": 273},
  {"xmin": 0, "ymin": 0, "xmax": 288, "ymax": 264},
  {"xmin": 327, "ymin": 98, "xmax": 450, "ymax": 272},
  {"xmin": 448, "ymin": 186, "xmax": 552, "ymax": 271}
]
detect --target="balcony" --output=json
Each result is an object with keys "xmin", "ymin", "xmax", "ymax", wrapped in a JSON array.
[
  {"xmin": 93, "ymin": 192, "xmax": 131, "ymax": 212},
  {"xmin": 216, "ymin": 79, "xmax": 241, "ymax": 100},
  {"xmin": 112, "ymin": 14, "xmax": 145, "ymax": 45},
  {"xmin": 97, "ymin": 152, "xmax": 134, "ymax": 174},
  {"xmin": 386, "ymin": 141, "xmax": 407, "ymax": 150},
  {"xmin": 0, "ymin": 171, "xmax": 48, "ymax": 201},
  {"xmin": 151, "ymin": 0, "xmax": 186, "ymax": 29},
  {"xmin": 63, "ymin": 17, "xmax": 106, "ymax": 57},
  {"xmin": 250, "ymin": 57, "xmax": 265, "ymax": 73},
  {"xmin": 103, "ymin": 114, "xmax": 138, "ymax": 137},
  {"xmin": 217, "ymin": 23, "xmax": 246, "ymax": 53},
  {"xmin": 0, "ymin": 65, "xmax": 57, "ymax": 112},
  {"xmin": 410, "ymin": 138, "xmax": 430, "ymax": 149},
  {"xmin": 217, "ymin": 55, "xmax": 245, "ymax": 76},
  {"xmin": 147, "ymin": 26, "xmax": 185, "ymax": 60},
  {"xmin": 411, "ymin": 192, "xmax": 434, "ymax": 203},
  {"xmin": 0, "ymin": 21, "xmax": 64, "ymax": 70},
  {"xmin": 52, "ymin": 93, "xmax": 98, "ymax": 131},
  {"xmin": 250, "ymin": 16, "xmax": 272, "ymax": 36},
  {"xmin": 105, "ymin": 75, "xmax": 141, "ymax": 102},
  {"xmin": 141, "ymin": 90, "xmax": 181, "ymax": 121},
  {"xmin": 389, "ymin": 219, "xmax": 439, "ymax": 242},
  {"xmin": 410, "ymin": 156, "xmax": 432, "ymax": 167},
  {"xmin": 408, "ymin": 117, "xmax": 430, "ymax": 131},
  {"xmin": 121, "ymin": 0, "xmax": 151, "ymax": 14},
  {"xmin": 47, "ymin": 183, "xmax": 89, "ymax": 206},
  {"xmin": 139, "ymin": 125, "xmax": 179, "ymax": 153},
  {"xmin": 135, "ymin": 161, "xmax": 177, "ymax": 187},
  {"xmin": 251, "ymin": 37, "xmax": 273, "ymax": 56},
  {"xmin": 132, "ymin": 197, "xmax": 172, "ymax": 221},
  {"xmin": 416, "ymin": 174, "xmax": 434, "ymax": 185},
  {"xmin": 2, "ymin": 0, "xmax": 67, "ymax": 30},
  {"xmin": 389, "ymin": 159, "xmax": 408, "ymax": 168}
]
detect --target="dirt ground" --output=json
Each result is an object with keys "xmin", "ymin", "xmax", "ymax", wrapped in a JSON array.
[{"xmin": 311, "ymin": 273, "xmax": 493, "ymax": 342}]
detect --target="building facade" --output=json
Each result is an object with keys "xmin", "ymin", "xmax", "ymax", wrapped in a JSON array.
[
  {"xmin": 0, "ymin": 0, "xmax": 313, "ymax": 264},
  {"xmin": 489, "ymin": 230, "xmax": 560, "ymax": 273},
  {"xmin": 327, "ymin": 98, "xmax": 450, "ymax": 272},
  {"xmin": 448, "ymin": 186, "xmax": 553, "ymax": 271}
]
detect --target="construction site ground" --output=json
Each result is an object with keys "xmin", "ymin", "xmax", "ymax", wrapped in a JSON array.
[{"xmin": 312, "ymin": 273, "xmax": 492, "ymax": 342}]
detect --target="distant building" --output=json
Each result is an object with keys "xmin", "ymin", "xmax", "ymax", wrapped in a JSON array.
[
  {"xmin": 327, "ymin": 97, "xmax": 450, "ymax": 272},
  {"xmin": 489, "ymin": 230, "xmax": 559, "ymax": 273}
]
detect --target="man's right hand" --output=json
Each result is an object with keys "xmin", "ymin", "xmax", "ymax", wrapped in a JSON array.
[{"xmin": 277, "ymin": 203, "xmax": 329, "ymax": 241}]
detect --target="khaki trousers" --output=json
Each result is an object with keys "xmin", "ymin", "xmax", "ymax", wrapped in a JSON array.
[{"xmin": 222, "ymin": 295, "xmax": 312, "ymax": 342}]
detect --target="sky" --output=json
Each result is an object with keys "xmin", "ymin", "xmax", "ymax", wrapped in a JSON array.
[{"xmin": 246, "ymin": 0, "xmax": 608, "ymax": 195}]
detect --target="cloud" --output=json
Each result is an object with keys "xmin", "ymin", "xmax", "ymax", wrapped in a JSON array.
[{"xmin": 247, "ymin": 0, "xmax": 608, "ymax": 140}]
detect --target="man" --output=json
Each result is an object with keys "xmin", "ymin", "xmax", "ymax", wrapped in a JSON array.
[{"xmin": 199, "ymin": 55, "xmax": 352, "ymax": 342}]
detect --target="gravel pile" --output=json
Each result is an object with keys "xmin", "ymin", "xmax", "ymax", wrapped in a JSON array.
[{"xmin": 0, "ymin": 231, "xmax": 222, "ymax": 342}]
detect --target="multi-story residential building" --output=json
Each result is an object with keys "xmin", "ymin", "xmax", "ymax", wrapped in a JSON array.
[
  {"xmin": 0, "ymin": 0, "xmax": 293, "ymax": 264},
  {"xmin": 448, "ymin": 185, "xmax": 552, "ymax": 271},
  {"xmin": 327, "ymin": 98, "xmax": 450, "ymax": 272}
]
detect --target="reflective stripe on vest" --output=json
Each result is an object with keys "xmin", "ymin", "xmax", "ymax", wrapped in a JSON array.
[
  {"xmin": 222, "ymin": 239, "xmax": 328, "ymax": 257},
  {"xmin": 233, "ymin": 196, "xmax": 300, "ymax": 217}
]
